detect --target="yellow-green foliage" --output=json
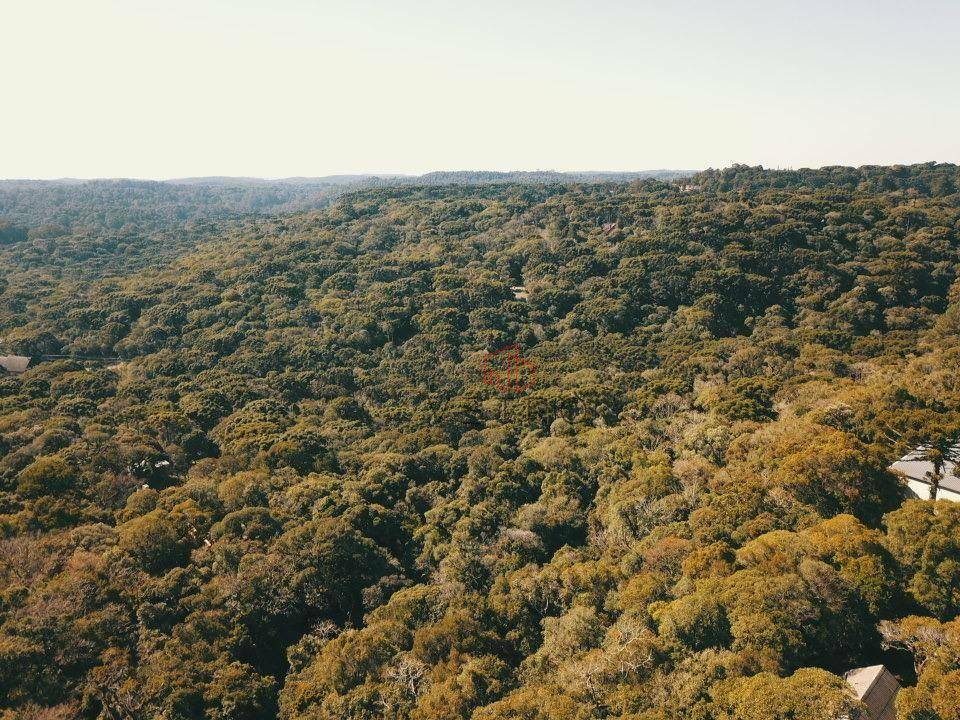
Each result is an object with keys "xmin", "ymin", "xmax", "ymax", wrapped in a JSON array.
[{"xmin": 0, "ymin": 165, "xmax": 960, "ymax": 718}]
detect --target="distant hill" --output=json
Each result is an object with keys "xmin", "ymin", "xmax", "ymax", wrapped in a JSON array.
[
  {"xmin": 403, "ymin": 169, "xmax": 690, "ymax": 184},
  {"xmin": 0, "ymin": 169, "xmax": 692, "ymax": 233},
  {"xmin": 162, "ymin": 170, "xmax": 690, "ymax": 185}
]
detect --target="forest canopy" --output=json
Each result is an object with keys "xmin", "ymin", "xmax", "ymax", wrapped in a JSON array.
[{"xmin": 1, "ymin": 164, "xmax": 960, "ymax": 719}]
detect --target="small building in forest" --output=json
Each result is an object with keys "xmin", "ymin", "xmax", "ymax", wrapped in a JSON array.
[
  {"xmin": 0, "ymin": 356, "xmax": 31, "ymax": 374},
  {"xmin": 844, "ymin": 665, "xmax": 899, "ymax": 720},
  {"xmin": 889, "ymin": 446, "xmax": 960, "ymax": 503}
]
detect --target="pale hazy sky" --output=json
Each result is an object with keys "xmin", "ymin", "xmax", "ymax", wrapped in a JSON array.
[{"xmin": 4, "ymin": 0, "xmax": 959, "ymax": 179}]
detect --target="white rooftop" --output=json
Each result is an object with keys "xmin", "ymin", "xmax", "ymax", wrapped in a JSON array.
[
  {"xmin": 889, "ymin": 445, "xmax": 960, "ymax": 495},
  {"xmin": 845, "ymin": 665, "xmax": 885, "ymax": 698},
  {"xmin": 0, "ymin": 355, "xmax": 31, "ymax": 374}
]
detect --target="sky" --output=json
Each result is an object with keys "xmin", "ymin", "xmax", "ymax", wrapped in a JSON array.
[{"xmin": 3, "ymin": 0, "xmax": 959, "ymax": 179}]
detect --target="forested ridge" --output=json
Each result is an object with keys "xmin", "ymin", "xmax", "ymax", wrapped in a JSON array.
[
  {"xmin": 0, "ymin": 172, "xmax": 685, "ymax": 238},
  {"xmin": 2, "ymin": 164, "xmax": 960, "ymax": 719}
]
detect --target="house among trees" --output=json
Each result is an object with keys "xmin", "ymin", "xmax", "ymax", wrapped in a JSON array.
[
  {"xmin": 889, "ymin": 445, "xmax": 960, "ymax": 502},
  {"xmin": 0, "ymin": 355, "xmax": 31, "ymax": 374},
  {"xmin": 844, "ymin": 665, "xmax": 900, "ymax": 720}
]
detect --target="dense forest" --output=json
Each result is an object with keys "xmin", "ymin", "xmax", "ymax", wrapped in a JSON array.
[
  {"xmin": 1, "ymin": 164, "xmax": 960, "ymax": 719},
  {"xmin": 0, "ymin": 172, "xmax": 685, "ymax": 235}
]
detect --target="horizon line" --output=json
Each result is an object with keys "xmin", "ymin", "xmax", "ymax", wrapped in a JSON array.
[{"xmin": 2, "ymin": 161, "xmax": 957, "ymax": 183}]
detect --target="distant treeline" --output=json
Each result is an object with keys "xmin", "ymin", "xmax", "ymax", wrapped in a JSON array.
[
  {"xmin": 691, "ymin": 161, "xmax": 960, "ymax": 196},
  {"xmin": 0, "ymin": 171, "xmax": 689, "ymax": 234}
]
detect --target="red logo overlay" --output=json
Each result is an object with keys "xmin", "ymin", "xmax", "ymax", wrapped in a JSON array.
[{"xmin": 481, "ymin": 344, "xmax": 537, "ymax": 394}]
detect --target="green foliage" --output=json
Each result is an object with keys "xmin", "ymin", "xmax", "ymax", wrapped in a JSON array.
[
  {"xmin": 0, "ymin": 165, "xmax": 959, "ymax": 717},
  {"xmin": 0, "ymin": 221, "xmax": 27, "ymax": 245},
  {"xmin": 710, "ymin": 667, "xmax": 868, "ymax": 719},
  {"xmin": 885, "ymin": 500, "xmax": 960, "ymax": 619},
  {"xmin": 16, "ymin": 455, "xmax": 76, "ymax": 498},
  {"xmin": 880, "ymin": 616, "xmax": 960, "ymax": 719},
  {"xmin": 703, "ymin": 377, "xmax": 775, "ymax": 421}
]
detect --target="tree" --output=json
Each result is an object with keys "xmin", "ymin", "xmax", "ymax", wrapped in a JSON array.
[
  {"xmin": 884, "ymin": 500, "xmax": 960, "ymax": 618},
  {"xmin": 710, "ymin": 668, "xmax": 867, "ymax": 720},
  {"xmin": 117, "ymin": 508, "xmax": 192, "ymax": 573},
  {"xmin": 16, "ymin": 456, "xmax": 77, "ymax": 498},
  {"xmin": 0, "ymin": 220, "xmax": 27, "ymax": 244},
  {"xmin": 881, "ymin": 617, "xmax": 960, "ymax": 720}
]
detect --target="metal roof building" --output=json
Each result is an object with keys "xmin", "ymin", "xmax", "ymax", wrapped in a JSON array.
[
  {"xmin": 844, "ymin": 665, "xmax": 900, "ymax": 720},
  {"xmin": 889, "ymin": 445, "xmax": 960, "ymax": 503}
]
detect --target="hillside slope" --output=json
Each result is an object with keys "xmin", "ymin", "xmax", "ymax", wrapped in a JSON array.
[{"xmin": 1, "ymin": 167, "xmax": 960, "ymax": 718}]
